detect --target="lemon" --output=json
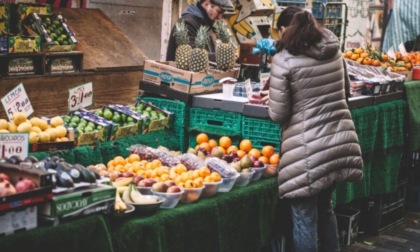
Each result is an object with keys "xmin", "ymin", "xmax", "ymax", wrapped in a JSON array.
[
  {"xmin": 55, "ymin": 125, "xmax": 67, "ymax": 138},
  {"xmin": 30, "ymin": 126, "xmax": 42, "ymax": 133},
  {"xmin": 55, "ymin": 138, "xmax": 62, "ymax": 142},
  {"xmin": 60, "ymin": 137, "xmax": 70, "ymax": 141},
  {"xmin": 30, "ymin": 117, "xmax": 41, "ymax": 127},
  {"xmin": 50, "ymin": 116, "xmax": 64, "ymax": 127},
  {"xmin": 29, "ymin": 132, "xmax": 40, "ymax": 144},
  {"xmin": 13, "ymin": 112, "xmax": 27, "ymax": 126},
  {"xmin": 45, "ymin": 128, "xmax": 58, "ymax": 141},
  {"xmin": 38, "ymin": 119, "xmax": 49, "ymax": 131},
  {"xmin": 8, "ymin": 122, "xmax": 17, "ymax": 132},
  {"xmin": 17, "ymin": 122, "xmax": 31, "ymax": 133},
  {"xmin": 0, "ymin": 129, "xmax": 9, "ymax": 133},
  {"xmin": 0, "ymin": 119, "xmax": 8, "ymax": 130},
  {"xmin": 39, "ymin": 132, "xmax": 51, "ymax": 143}
]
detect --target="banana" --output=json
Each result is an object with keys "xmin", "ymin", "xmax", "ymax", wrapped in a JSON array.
[
  {"xmin": 116, "ymin": 186, "xmax": 129, "ymax": 195},
  {"xmin": 122, "ymin": 184, "xmax": 133, "ymax": 203},
  {"xmin": 114, "ymin": 191, "xmax": 127, "ymax": 212},
  {"xmin": 112, "ymin": 177, "xmax": 134, "ymax": 187},
  {"xmin": 129, "ymin": 184, "xmax": 158, "ymax": 204}
]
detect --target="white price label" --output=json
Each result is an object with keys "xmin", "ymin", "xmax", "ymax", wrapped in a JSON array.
[
  {"xmin": 0, "ymin": 133, "xmax": 29, "ymax": 160},
  {"xmin": 1, "ymin": 83, "xmax": 34, "ymax": 121},
  {"xmin": 68, "ymin": 82, "xmax": 93, "ymax": 112},
  {"xmin": 245, "ymin": 79, "xmax": 253, "ymax": 99}
]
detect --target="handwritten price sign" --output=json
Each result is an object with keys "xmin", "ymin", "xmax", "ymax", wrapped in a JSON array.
[
  {"xmin": 68, "ymin": 82, "xmax": 93, "ymax": 112},
  {"xmin": 0, "ymin": 133, "xmax": 29, "ymax": 160},
  {"xmin": 1, "ymin": 83, "xmax": 34, "ymax": 121}
]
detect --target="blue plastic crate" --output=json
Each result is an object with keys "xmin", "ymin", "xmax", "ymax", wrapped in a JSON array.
[
  {"xmin": 242, "ymin": 116, "xmax": 281, "ymax": 151},
  {"xmin": 139, "ymin": 96, "xmax": 188, "ymax": 128}
]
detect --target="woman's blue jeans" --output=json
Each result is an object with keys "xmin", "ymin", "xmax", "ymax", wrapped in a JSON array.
[{"xmin": 289, "ymin": 186, "xmax": 340, "ymax": 252}]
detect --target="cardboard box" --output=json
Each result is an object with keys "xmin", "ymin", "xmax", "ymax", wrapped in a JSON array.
[
  {"xmin": 0, "ymin": 205, "xmax": 38, "ymax": 236},
  {"xmin": 336, "ymin": 208, "xmax": 360, "ymax": 246},
  {"xmin": 133, "ymin": 101, "xmax": 173, "ymax": 132},
  {"xmin": 142, "ymin": 60, "xmax": 239, "ymax": 95},
  {"xmin": 192, "ymin": 93, "xmax": 247, "ymax": 113},
  {"xmin": 234, "ymin": 16, "xmax": 272, "ymax": 44},
  {"xmin": 236, "ymin": 0, "xmax": 276, "ymax": 22},
  {"xmin": 66, "ymin": 111, "xmax": 116, "ymax": 146},
  {"xmin": 0, "ymin": 162, "xmax": 53, "ymax": 213},
  {"xmin": 39, "ymin": 184, "xmax": 115, "ymax": 224},
  {"xmin": 8, "ymin": 35, "xmax": 41, "ymax": 53},
  {"xmin": 103, "ymin": 104, "xmax": 149, "ymax": 139}
]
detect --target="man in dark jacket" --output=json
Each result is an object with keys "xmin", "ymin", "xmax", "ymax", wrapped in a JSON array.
[{"xmin": 166, "ymin": 0, "xmax": 234, "ymax": 62}]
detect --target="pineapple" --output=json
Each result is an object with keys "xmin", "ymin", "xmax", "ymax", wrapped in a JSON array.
[
  {"xmin": 214, "ymin": 20, "xmax": 235, "ymax": 71},
  {"xmin": 190, "ymin": 25, "xmax": 209, "ymax": 72},
  {"xmin": 174, "ymin": 20, "xmax": 192, "ymax": 70}
]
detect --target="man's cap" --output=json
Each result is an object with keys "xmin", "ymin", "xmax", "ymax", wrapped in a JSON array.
[{"xmin": 210, "ymin": 0, "xmax": 234, "ymax": 12}]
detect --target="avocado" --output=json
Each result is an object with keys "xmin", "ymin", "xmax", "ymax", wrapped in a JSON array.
[
  {"xmin": 66, "ymin": 166, "xmax": 82, "ymax": 183},
  {"xmin": 56, "ymin": 170, "xmax": 74, "ymax": 188},
  {"xmin": 79, "ymin": 167, "xmax": 97, "ymax": 183}
]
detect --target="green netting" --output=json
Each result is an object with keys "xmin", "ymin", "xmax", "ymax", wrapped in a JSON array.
[
  {"xmin": 99, "ymin": 141, "xmax": 122, "ymax": 164},
  {"xmin": 369, "ymin": 148, "xmax": 403, "ymax": 195},
  {"xmin": 375, "ymin": 100, "xmax": 406, "ymax": 150},
  {"xmin": 404, "ymin": 81, "xmax": 420, "ymax": 151},
  {"xmin": 29, "ymin": 149, "xmax": 75, "ymax": 163},
  {"xmin": 73, "ymin": 145, "xmax": 103, "ymax": 166},
  {"xmin": 334, "ymin": 153, "xmax": 372, "ymax": 206},
  {"xmin": 351, "ymin": 105, "xmax": 379, "ymax": 154},
  {"xmin": 29, "ymin": 152, "xmax": 50, "ymax": 162}
]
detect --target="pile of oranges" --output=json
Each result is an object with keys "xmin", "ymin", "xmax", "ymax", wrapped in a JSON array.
[
  {"xmin": 343, "ymin": 47, "xmax": 417, "ymax": 72},
  {"xmin": 194, "ymin": 133, "xmax": 280, "ymax": 165}
]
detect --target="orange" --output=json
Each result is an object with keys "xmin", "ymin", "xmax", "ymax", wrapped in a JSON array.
[
  {"xmin": 208, "ymin": 139, "xmax": 218, "ymax": 149},
  {"xmin": 210, "ymin": 171, "xmax": 222, "ymax": 182},
  {"xmin": 362, "ymin": 57, "xmax": 372, "ymax": 65},
  {"xmin": 381, "ymin": 54, "xmax": 389, "ymax": 62},
  {"xmin": 226, "ymin": 145, "xmax": 239, "ymax": 154},
  {"xmin": 237, "ymin": 149, "xmax": 246, "ymax": 159},
  {"xmin": 199, "ymin": 142, "xmax": 211, "ymax": 152},
  {"xmin": 248, "ymin": 148, "xmax": 261, "ymax": 158},
  {"xmin": 198, "ymin": 166, "xmax": 211, "ymax": 178},
  {"xmin": 219, "ymin": 136, "xmax": 232, "ymax": 149},
  {"xmin": 353, "ymin": 48, "xmax": 363, "ymax": 54},
  {"xmin": 360, "ymin": 52, "xmax": 369, "ymax": 59},
  {"xmin": 113, "ymin": 156, "xmax": 126, "ymax": 166},
  {"xmin": 344, "ymin": 51, "xmax": 352, "ymax": 58},
  {"xmin": 151, "ymin": 159, "xmax": 162, "ymax": 169},
  {"xmin": 269, "ymin": 153, "xmax": 280, "ymax": 165},
  {"xmin": 258, "ymin": 156, "xmax": 269, "ymax": 164},
  {"xmin": 372, "ymin": 59, "xmax": 381, "ymax": 66},
  {"xmin": 196, "ymin": 133, "xmax": 209, "ymax": 144},
  {"xmin": 262, "ymin": 145, "xmax": 275, "ymax": 158},
  {"xmin": 239, "ymin": 139, "xmax": 252, "ymax": 153},
  {"xmin": 128, "ymin": 153, "xmax": 141, "ymax": 163}
]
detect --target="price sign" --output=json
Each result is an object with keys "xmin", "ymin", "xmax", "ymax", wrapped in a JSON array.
[
  {"xmin": 245, "ymin": 78, "xmax": 253, "ymax": 99},
  {"xmin": 1, "ymin": 83, "xmax": 34, "ymax": 121},
  {"xmin": 68, "ymin": 82, "xmax": 93, "ymax": 112},
  {"xmin": 0, "ymin": 133, "xmax": 29, "ymax": 160}
]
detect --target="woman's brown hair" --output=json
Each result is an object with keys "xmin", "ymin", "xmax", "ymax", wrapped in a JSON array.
[{"xmin": 276, "ymin": 10, "xmax": 324, "ymax": 55}]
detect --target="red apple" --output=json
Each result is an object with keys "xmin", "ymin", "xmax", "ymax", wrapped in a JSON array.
[
  {"xmin": 164, "ymin": 180, "xmax": 176, "ymax": 188},
  {"xmin": 134, "ymin": 175, "xmax": 144, "ymax": 185},
  {"xmin": 0, "ymin": 173, "xmax": 10, "ymax": 181},
  {"xmin": 15, "ymin": 178, "xmax": 36, "ymax": 193},
  {"xmin": 152, "ymin": 182, "xmax": 168, "ymax": 193},
  {"xmin": 167, "ymin": 185, "xmax": 182, "ymax": 193}
]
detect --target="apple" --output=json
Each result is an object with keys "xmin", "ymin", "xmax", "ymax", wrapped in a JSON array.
[
  {"xmin": 232, "ymin": 157, "xmax": 240, "ymax": 163},
  {"xmin": 249, "ymin": 155, "xmax": 258, "ymax": 162},
  {"xmin": 0, "ymin": 173, "xmax": 10, "ymax": 181},
  {"xmin": 228, "ymin": 151, "xmax": 238, "ymax": 159},
  {"xmin": 122, "ymin": 171, "xmax": 135, "ymax": 178},
  {"xmin": 15, "ymin": 178, "xmax": 37, "ymax": 193},
  {"xmin": 221, "ymin": 154, "xmax": 233, "ymax": 163},
  {"xmin": 138, "ymin": 178, "xmax": 156, "ymax": 187},
  {"xmin": 164, "ymin": 180, "xmax": 176, "ymax": 188},
  {"xmin": 241, "ymin": 168, "xmax": 252, "ymax": 173},
  {"xmin": 134, "ymin": 175, "xmax": 144, "ymax": 185},
  {"xmin": 152, "ymin": 182, "xmax": 168, "ymax": 192},
  {"xmin": 167, "ymin": 185, "xmax": 182, "ymax": 193},
  {"xmin": 253, "ymin": 160, "xmax": 265, "ymax": 168}
]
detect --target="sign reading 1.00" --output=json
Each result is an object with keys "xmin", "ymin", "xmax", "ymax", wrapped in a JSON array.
[
  {"xmin": 0, "ymin": 133, "xmax": 29, "ymax": 160},
  {"xmin": 1, "ymin": 83, "xmax": 34, "ymax": 121},
  {"xmin": 68, "ymin": 82, "xmax": 93, "ymax": 112}
]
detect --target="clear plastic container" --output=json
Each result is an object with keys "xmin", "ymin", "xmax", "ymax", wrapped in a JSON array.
[
  {"xmin": 152, "ymin": 189, "xmax": 184, "ymax": 209},
  {"xmin": 180, "ymin": 186, "xmax": 204, "ymax": 203},
  {"xmin": 218, "ymin": 174, "xmax": 239, "ymax": 192},
  {"xmin": 202, "ymin": 179, "xmax": 223, "ymax": 198},
  {"xmin": 251, "ymin": 166, "xmax": 267, "ymax": 181},
  {"xmin": 235, "ymin": 170, "xmax": 255, "ymax": 187}
]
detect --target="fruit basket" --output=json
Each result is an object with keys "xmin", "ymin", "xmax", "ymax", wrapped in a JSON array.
[
  {"xmin": 180, "ymin": 186, "xmax": 204, "ymax": 203},
  {"xmin": 235, "ymin": 170, "xmax": 255, "ymax": 187}
]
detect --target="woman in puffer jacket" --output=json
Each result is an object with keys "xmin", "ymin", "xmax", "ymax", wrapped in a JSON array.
[{"xmin": 268, "ymin": 7, "xmax": 363, "ymax": 252}]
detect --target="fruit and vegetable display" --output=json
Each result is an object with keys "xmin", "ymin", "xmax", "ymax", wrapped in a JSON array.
[
  {"xmin": 343, "ymin": 47, "xmax": 417, "ymax": 73},
  {"xmin": 0, "ymin": 112, "xmax": 71, "ymax": 144}
]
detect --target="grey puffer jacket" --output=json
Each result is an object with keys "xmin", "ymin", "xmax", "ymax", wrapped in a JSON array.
[{"xmin": 269, "ymin": 29, "xmax": 363, "ymax": 199}]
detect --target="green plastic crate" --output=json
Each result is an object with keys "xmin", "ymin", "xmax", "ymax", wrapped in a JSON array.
[
  {"xmin": 139, "ymin": 96, "xmax": 189, "ymax": 128},
  {"xmin": 173, "ymin": 125, "xmax": 188, "ymax": 152},
  {"xmin": 188, "ymin": 130, "xmax": 241, "ymax": 150},
  {"xmin": 242, "ymin": 116, "xmax": 281, "ymax": 151},
  {"xmin": 189, "ymin": 107, "xmax": 242, "ymax": 133}
]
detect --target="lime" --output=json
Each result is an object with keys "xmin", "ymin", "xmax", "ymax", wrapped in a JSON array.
[
  {"xmin": 103, "ymin": 110, "xmax": 113, "ymax": 120},
  {"xmin": 70, "ymin": 116, "xmax": 80, "ymax": 123}
]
